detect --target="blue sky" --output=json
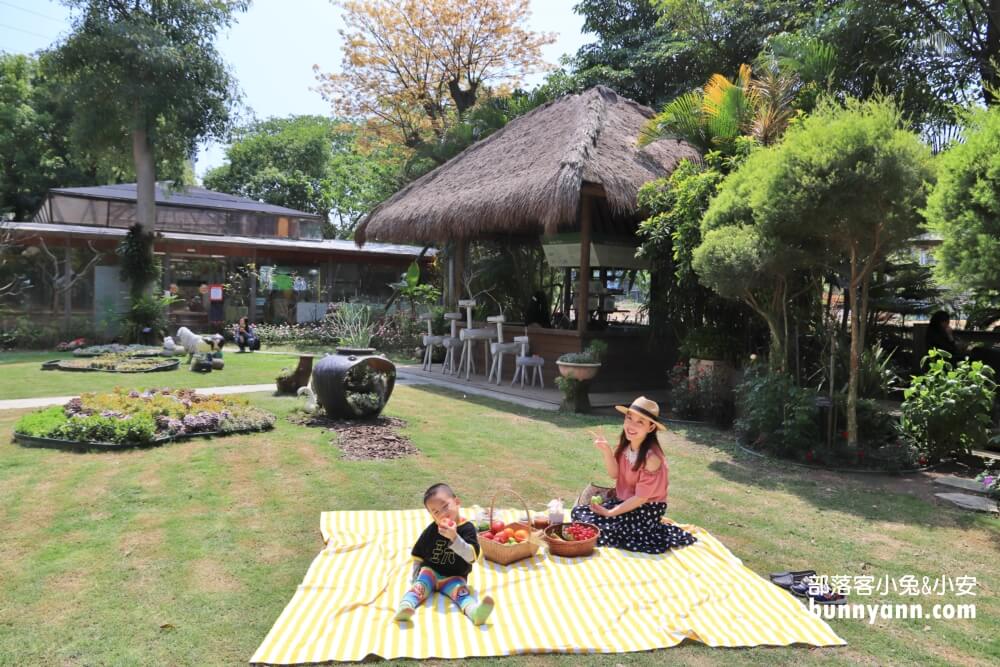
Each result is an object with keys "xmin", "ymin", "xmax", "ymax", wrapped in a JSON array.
[{"xmin": 1, "ymin": 0, "xmax": 590, "ymax": 178}]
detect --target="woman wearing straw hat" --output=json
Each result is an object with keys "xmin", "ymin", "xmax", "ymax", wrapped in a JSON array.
[{"xmin": 571, "ymin": 397, "xmax": 696, "ymax": 554}]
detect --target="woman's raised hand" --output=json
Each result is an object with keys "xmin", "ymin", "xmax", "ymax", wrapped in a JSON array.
[{"xmin": 588, "ymin": 427, "xmax": 612, "ymax": 455}]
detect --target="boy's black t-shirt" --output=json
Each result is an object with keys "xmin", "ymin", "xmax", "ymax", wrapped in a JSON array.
[{"xmin": 411, "ymin": 519, "xmax": 481, "ymax": 578}]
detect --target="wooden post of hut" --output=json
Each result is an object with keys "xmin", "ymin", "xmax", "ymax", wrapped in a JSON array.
[
  {"xmin": 577, "ymin": 195, "xmax": 592, "ymax": 334},
  {"xmin": 453, "ymin": 238, "xmax": 466, "ymax": 304}
]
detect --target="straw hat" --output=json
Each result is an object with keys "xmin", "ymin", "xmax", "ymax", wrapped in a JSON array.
[{"xmin": 614, "ymin": 396, "xmax": 667, "ymax": 430}]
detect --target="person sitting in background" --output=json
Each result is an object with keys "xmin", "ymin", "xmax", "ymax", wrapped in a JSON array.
[
  {"xmin": 926, "ymin": 310, "xmax": 1000, "ymax": 376},
  {"xmin": 925, "ymin": 310, "xmax": 961, "ymax": 360},
  {"xmin": 234, "ymin": 317, "xmax": 260, "ymax": 352},
  {"xmin": 524, "ymin": 290, "xmax": 551, "ymax": 328}
]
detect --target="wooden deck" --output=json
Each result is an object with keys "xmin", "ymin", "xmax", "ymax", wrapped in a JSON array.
[{"xmin": 396, "ymin": 363, "xmax": 668, "ymax": 412}]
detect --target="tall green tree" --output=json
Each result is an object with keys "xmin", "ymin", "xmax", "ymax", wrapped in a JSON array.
[
  {"xmin": 694, "ymin": 147, "xmax": 824, "ymax": 373},
  {"xmin": 51, "ymin": 0, "xmax": 248, "ymax": 292},
  {"xmin": 570, "ymin": 0, "xmax": 694, "ymax": 106},
  {"xmin": 0, "ymin": 52, "xmax": 121, "ymax": 221},
  {"xmin": 898, "ymin": 0, "xmax": 1000, "ymax": 105},
  {"xmin": 698, "ymin": 98, "xmax": 933, "ymax": 447},
  {"xmin": 925, "ymin": 105, "xmax": 1000, "ymax": 324},
  {"xmin": 204, "ymin": 115, "xmax": 403, "ymax": 239}
]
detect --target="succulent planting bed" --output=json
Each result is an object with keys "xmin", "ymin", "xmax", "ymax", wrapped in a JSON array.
[
  {"xmin": 43, "ymin": 354, "xmax": 180, "ymax": 373},
  {"xmin": 71, "ymin": 344, "xmax": 167, "ymax": 357},
  {"xmin": 41, "ymin": 344, "xmax": 183, "ymax": 373},
  {"xmin": 13, "ymin": 388, "xmax": 275, "ymax": 450}
]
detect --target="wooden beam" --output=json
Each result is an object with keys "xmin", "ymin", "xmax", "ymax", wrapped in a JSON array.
[
  {"xmin": 453, "ymin": 238, "xmax": 466, "ymax": 306},
  {"xmin": 249, "ymin": 249, "xmax": 258, "ymax": 323},
  {"xmin": 63, "ymin": 235, "xmax": 71, "ymax": 332},
  {"xmin": 578, "ymin": 195, "xmax": 592, "ymax": 333}
]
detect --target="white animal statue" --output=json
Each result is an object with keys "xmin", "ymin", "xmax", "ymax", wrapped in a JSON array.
[
  {"xmin": 176, "ymin": 326, "xmax": 225, "ymax": 363},
  {"xmin": 297, "ymin": 386, "xmax": 319, "ymax": 414}
]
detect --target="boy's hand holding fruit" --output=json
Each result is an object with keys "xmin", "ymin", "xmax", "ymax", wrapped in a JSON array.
[{"xmin": 438, "ymin": 517, "xmax": 457, "ymax": 541}]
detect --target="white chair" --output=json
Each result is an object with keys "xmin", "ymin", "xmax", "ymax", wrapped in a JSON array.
[
  {"xmin": 487, "ymin": 315, "xmax": 520, "ymax": 385},
  {"xmin": 511, "ymin": 335, "xmax": 545, "ymax": 389},
  {"xmin": 440, "ymin": 312, "xmax": 463, "ymax": 375},
  {"xmin": 456, "ymin": 299, "xmax": 496, "ymax": 380},
  {"xmin": 419, "ymin": 313, "xmax": 444, "ymax": 371}
]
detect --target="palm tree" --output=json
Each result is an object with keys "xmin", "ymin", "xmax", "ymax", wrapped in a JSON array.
[{"xmin": 640, "ymin": 37, "xmax": 836, "ymax": 152}]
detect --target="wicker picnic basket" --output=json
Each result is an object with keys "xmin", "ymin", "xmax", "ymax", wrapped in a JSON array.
[
  {"xmin": 543, "ymin": 521, "xmax": 600, "ymax": 557},
  {"xmin": 480, "ymin": 489, "xmax": 543, "ymax": 566},
  {"xmin": 576, "ymin": 482, "xmax": 617, "ymax": 509}
]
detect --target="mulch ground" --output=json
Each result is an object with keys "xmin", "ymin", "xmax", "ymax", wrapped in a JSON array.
[{"xmin": 289, "ymin": 413, "xmax": 419, "ymax": 460}]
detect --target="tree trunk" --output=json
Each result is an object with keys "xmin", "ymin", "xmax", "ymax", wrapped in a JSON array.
[
  {"xmin": 132, "ymin": 127, "xmax": 156, "ymax": 232},
  {"xmin": 448, "ymin": 78, "xmax": 479, "ymax": 116},
  {"xmin": 981, "ymin": 0, "xmax": 1000, "ymax": 105},
  {"xmin": 847, "ymin": 249, "xmax": 860, "ymax": 449},
  {"xmin": 131, "ymin": 125, "xmax": 157, "ymax": 297}
]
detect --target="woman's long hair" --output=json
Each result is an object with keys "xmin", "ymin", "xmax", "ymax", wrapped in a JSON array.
[{"xmin": 614, "ymin": 428, "xmax": 661, "ymax": 471}]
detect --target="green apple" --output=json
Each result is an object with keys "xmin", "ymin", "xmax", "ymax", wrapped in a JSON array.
[{"xmin": 591, "ymin": 495, "xmax": 603, "ymax": 505}]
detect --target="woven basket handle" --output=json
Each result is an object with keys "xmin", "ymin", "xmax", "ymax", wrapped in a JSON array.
[{"xmin": 487, "ymin": 487, "xmax": 531, "ymax": 526}]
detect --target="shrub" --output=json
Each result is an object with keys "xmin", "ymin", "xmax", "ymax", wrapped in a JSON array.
[
  {"xmin": 666, "ymin": 362, "xmax": 734, "ymax": 426},
  {"xmin": 371, "ymin": 311, "xmax": 423, "ymax": 353},
  {"xmin": 975, "ymin": 464, "xmax": 1000, "ymax": 499},
  {"xmin": 679, "ymin": 326, "xmax": 739, "ymax": 362},
  {"xmin": 697, "ymin": 365, "xmax": 735, "ymax": 427},
  {"xmin": 14, "ymin": 406, "xmax": 69, "ymax": 436},
  {"xmin": 667, "ymin": 363, "xmax": 700, "ymax": 420},
  {"xmin": 735, "ymin": 363, "xmax": 820, "ymax": 457},
  {"xmin": 900, "ymin": 349, "xmax": 997, "ymax": 460}
]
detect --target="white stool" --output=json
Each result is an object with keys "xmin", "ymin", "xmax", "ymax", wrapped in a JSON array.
[
  {"xmin": 511, "ymin": 335, "xmax": 545, "ymax": 389},
  {"xmin": 456, "ymin": 299, "xmax": 496, "ymax": 380},
  {"xmin": 440, "ymin": 312, "xmax": 463, "ymax": 375},
  {"xmin": 419, "ymin": 313, "xmax": 444, "ymax": 371},
  {"xmin": 487, "ymin": 315, "xmax": 520, "ymax": 385}
]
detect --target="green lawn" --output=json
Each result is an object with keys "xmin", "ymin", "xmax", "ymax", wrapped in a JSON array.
[
  {"xmin": 0, "ymin": 350, "xmax": 307, "ymax": 400},
  {"xmin": 1, "ymin": 385, "xmax": 998, "ymax": 666}
]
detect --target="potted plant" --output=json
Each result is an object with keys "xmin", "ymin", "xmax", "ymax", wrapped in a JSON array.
[
  {"xmin": 556, "ymin": 339, "xmax": 607, "ymax": 380},
  {"xmin": 555, "ymin": 340, "xmax": 607, "ymax": 413},
  {"xmin": 310, "ymin": 304, "xmax": 397, "ymax": 419}
]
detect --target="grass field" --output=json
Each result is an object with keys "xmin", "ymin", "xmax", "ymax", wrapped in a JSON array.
[
  {"xmin": 0, "ymin": 351, "xmax": 305, "ymax": 400},
  {"xmin": 1, "ymin": 382, "xmax": 998, "ymax": 666}
]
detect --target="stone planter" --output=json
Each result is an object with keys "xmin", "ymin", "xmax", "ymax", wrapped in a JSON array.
[{"xmin": 311, "ymin": 347, "xmax": 396, "ymax": 419}]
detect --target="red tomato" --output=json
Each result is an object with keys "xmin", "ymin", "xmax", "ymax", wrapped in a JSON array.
[
  {"xmin": 490, "ymin": 520, "xmax": 505, "ymax": 534},
  {"xmin": 482, "ymin": 531, "xmax": 494, "ymax": 540}
]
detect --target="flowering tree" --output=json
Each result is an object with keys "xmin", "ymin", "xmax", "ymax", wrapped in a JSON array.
[{"xmin": 315, "ymin": 0, "xmax": 554, "ymax": 149}]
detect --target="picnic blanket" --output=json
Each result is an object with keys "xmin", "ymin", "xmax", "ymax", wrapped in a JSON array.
[{"xmin": 250, "ymin": 509, "xmax": 845, "ymax": 664}]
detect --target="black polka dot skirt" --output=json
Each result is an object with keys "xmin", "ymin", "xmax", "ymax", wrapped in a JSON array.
[{"xmin": 570, "ymin": 499, "xmax": 696, "ymax": 554}]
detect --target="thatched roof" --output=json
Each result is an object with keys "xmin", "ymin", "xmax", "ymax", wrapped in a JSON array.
[{"xmin": 355, "ymin": 86, "xmax": 701, "ymax": 245}]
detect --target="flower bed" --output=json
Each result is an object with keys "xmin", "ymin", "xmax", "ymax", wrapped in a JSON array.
[
  {"xmin": 72, "ymin": 344, "xmax": 168, "ymax": 357},
  {"xmin": 43, "ymin": 354, "xmax": 180, "ymax": 373},
  {"xmin": 13, "ymin": 388, "xmax": 275, "ymax": 449}
]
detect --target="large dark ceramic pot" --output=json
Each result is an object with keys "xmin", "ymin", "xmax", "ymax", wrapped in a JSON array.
[{"xmin": 311, "ymin": 347, "xmax": 396, "ymax": 419}]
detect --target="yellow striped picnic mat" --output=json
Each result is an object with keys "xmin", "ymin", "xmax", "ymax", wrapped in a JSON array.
[{"xmin": 250, "ymin": 509, "xmax": 845, "ymax": 664}]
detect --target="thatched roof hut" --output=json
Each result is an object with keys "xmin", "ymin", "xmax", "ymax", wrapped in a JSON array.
[{"xmin": 355, "ymin": 86, "xmax": 700, "ymax": 245}]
